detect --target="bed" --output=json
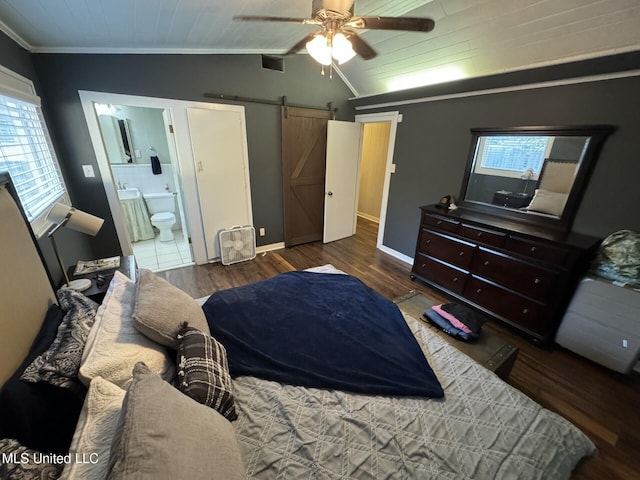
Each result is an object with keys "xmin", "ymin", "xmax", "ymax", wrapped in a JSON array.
[{"xmin": 0, "ymin": 172, "xmax": 595, "ymax": 479}]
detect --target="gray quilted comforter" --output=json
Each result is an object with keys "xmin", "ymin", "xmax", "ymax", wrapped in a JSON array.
[{"xmin": 230, "ymin": 312, "xmax": 594, "ymax": 479}]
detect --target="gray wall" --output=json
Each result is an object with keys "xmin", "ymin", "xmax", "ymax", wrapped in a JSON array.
[
  {"xmin": 3, "ymin": 27, "xmax": 639, "ymax": 279},
  {"xmin": 353, "ymin": 59, "xmax": 640, "ymax": 257},
  {"xmin": 30, "ymin": 53, "xmax": 355, "ymax": 257},
  {"xmin": 0, "ymin": 32, "xmax": 94, "ymax": 285}
]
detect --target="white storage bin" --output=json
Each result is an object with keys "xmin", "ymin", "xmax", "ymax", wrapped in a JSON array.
[{"xmin": 556, "ymin": 276, "xmax": 640, "ymax": 374}]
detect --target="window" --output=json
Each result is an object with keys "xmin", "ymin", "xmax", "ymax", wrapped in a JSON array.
[
  {"xmin": 474, "ymin": 136, "xmax": 554, "ymax": 179},
  {"xmin": 0, "ymin": 65, "xmax": 67, "ymax": 236}
]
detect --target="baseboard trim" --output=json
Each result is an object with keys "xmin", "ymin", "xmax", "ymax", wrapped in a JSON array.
[
  {"xmin": 357, "ymin": 212, "xmax": 380, "ymax": 224},
  {"xmin": 378, "ymin": 244, "xmax": 413, "ymax": 265},
  {"xmin": 256, "ymin": 242, "xmax": 285, "ymax": 254}
]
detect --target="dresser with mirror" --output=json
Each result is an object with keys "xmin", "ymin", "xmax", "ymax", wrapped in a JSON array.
[{"xmin": 411, "ymin": 125, "xmax": 614, "ymax": 345}]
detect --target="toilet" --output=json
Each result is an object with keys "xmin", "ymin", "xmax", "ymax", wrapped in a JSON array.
[{"xmin": 143, "ymin": 192, "xmax": 176, "ymax": 242}]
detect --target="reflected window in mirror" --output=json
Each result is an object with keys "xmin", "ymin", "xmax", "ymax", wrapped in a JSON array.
[{"xmin": 459, "ymin": 126, "xmax": 614, "ymax": 231}]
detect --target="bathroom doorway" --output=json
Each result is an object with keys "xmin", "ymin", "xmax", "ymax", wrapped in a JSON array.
[{"xmin": 93, "ymin": 103, "xmax": 194, "ymax": 272}]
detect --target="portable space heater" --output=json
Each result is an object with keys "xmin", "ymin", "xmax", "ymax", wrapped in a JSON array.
[{"xmin": 218, "ymin": 225, "xmax": 256, "ymax": 265}]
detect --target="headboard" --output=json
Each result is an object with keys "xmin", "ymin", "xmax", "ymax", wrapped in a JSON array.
[
  {"xmin": 0, "ymin": 172, "xmax": 57, "ymax": 386},
  {"xmin": 537, "ymin": 159, "xmax": 579, "ymax": 194}
]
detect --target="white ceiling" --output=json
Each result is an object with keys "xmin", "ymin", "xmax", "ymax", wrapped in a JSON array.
[{"xmin": 0, "ymin": 0, "xmax": 639, "ymax": 97}]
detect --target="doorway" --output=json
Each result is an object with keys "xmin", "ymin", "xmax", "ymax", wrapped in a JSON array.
[
  {"xmin": 280, "ymin": 111, "xmax": 399, "ymax": 250},
  {"xmin": 356, "ymin": 121, "xmax": 391, "ymax": 237},
  {"xmin": 94, "ymin": 103, "xmax": 193, "ymax": 272},
  {"xmin": 79, "ymin": 91, "xmax": 253, "ymax": 267},
  {"xmin": 354, "ymin": 111, "xmax": 400, "ymax": 253}
]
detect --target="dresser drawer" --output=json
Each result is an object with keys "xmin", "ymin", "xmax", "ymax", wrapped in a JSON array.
[
  {"xmin": 421, "ymin": 212, "xmax": 459, "ymax": 233},
  {"xmin": 506, "ymin": 235, "xmax": 570, "ymax": 265},
  {"xmin": 471, "ymin": 248, "xmax": 557, "ymax": 301},
  {"xmin": 413, "ymin": 254, "xmax": 468, "ymax": 294},
  {"xmin": 464, "ymin": 276, "xmax": 548, "ymax": 336},
  {"xmin": 417, "ymin": 229, "xmax": 474, "ymax": 270},
  {"xmin": 458, "ymin": 223, "xmax": 506, "ymax": 248}
]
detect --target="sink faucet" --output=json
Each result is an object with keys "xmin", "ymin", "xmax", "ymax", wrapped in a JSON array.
[{"xmin": 117, "ymin": 180, "xmax": 122, "ymax": 189}]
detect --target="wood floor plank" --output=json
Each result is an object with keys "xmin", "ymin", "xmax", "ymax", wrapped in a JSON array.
[{"xmin": 157, "ymin": 216, "xmax": 640, "ymax": 480}]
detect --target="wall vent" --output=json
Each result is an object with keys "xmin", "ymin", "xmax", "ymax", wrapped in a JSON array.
[{"xmin": 261, "ymin": 55, "xmax": 285, "ymax": 72}]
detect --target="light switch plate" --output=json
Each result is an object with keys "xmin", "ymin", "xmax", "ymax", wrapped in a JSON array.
[{"xmin": 82, "ymin": 165, "xmax": 95, "ymax": 177}]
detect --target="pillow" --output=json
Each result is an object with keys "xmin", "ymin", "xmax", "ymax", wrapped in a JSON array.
[
  {"xmin": 79, "ymin": 271, "xmax": 174, "ymax": 390},
  {"xmin": 526, "ymin": 189, "xmax": 568, "ymax": 216},
  {"xmin": 107, "ymin": 363, "xmax": 245, "ymax": 480},
  {"xmin": 176, "ymin": 324, "xmax": 237, "ymax": 421},
  {"xmin": 132, "ymin": 269, "xmax": 210, "ymax": 349},
  {"xmin": 0, "ymin": 438, "xmax": 64, "ymax": 480},
  {"xmin": 61, "ymin": 377, "xmax": 126, "ymax": 480},
  {"xmin": 0, "ymin": 304, "xmax": 84, "ymax": 454},
  {"xmin": 21, "ymin": 288, "xmax": 98, "ymax": 393}
]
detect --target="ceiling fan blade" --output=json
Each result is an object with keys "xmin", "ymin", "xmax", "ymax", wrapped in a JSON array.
[
  {"xmin": 347, "ymin": 16, "xmax": 435, "ymax": 32},
  {"xmin": 285, "ymin": 32, "xmax": 320, "ymax": 55},
  {"xmin": 233, "ymin": 15, "xmax": 314, "ymax": 24},
  {"xmin": 346, "ymin": 32, "xmax": 377, "ymax": 60}
]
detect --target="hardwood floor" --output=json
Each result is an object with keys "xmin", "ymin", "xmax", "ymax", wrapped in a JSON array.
[{"xmin": 158, "ymin": 217, "xmax": 640, "ymax": 480}]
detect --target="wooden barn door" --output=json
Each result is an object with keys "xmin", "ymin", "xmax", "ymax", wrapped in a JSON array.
[{"xmin": 281, "ymin": 107, "xmax": 330, "ymax": 247}]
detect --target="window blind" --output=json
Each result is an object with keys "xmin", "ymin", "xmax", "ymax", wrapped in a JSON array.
[{"xmin": 0, "ymin": 93, "xmax": 66, "ymax": 222}]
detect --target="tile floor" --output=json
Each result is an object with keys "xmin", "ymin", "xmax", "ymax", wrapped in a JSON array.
[{"xmin": 131, "ymin": 230, "xmax": 193, "ymax": 272}]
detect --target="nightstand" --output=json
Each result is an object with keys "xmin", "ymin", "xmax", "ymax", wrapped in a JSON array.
[
  {"xmin": 66, "ymin": 255, "xmax": 136, "ymax": 303},
  {"xmin": 492, "ymin": 190, "xmax": 533, "ymax": 209}
]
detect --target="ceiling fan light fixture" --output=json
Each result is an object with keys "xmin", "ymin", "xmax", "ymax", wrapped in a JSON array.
[
  {"xmin": 306, "ymin": 34, "xmax": 332, "ymax": 65},
  {"xmin": 331, "ymin": 32, "xmax": 356, "ymax": 64}
]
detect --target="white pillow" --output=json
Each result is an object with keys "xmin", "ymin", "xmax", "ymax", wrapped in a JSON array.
[
  {"xmin": 60, "ymin": 377, "xmax": 125, "ymax": 480},
  {"xmin": 526, "ymin": 189, "xmax": 568, "ymax": 216},
  {"xmin": 79, "ymin": 271, "xmax": 174, "ymax": 389}
]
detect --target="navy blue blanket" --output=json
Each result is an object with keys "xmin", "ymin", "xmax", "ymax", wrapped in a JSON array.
[{"xmin": 202, "ymin": 271, "xmax": 443, "ymax": 398}]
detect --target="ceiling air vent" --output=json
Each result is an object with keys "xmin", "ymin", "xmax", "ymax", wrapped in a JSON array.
[{"xmin": 261, "ymin": 55, "xmax": 284, "ymax": 72}]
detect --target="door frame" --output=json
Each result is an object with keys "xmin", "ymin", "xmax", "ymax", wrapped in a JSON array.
[
  {"xmin": 354, "ymin": 111, "xmax": 400, "ymax": 251},
  {"xmin": 79, "ymin": 90, "xmax": 251, "ymax": 265}
]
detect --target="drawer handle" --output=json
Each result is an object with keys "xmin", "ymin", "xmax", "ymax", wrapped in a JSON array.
[
  {"xmin": 476, "ymin": 288, "xmax": 482, "ymax": 294},
  {"xmin": 477, "ymin": 232, "xmax": 483, "ymax": 237},
  {"xmin": 459, "ymin": 251, "xmax": 464, "ymax": 256},
  {"xmin": 530, "ymin": 246, "xmax": 537, "ymax": 252},
  {"xmin": 483, "ymin": 260, "xmax": 489, "ymax": 266},
  {"xmin": 452, "ymin": 277, "xmax": 458, "ymax": 282},
  {"xmin": 425, "ymin": 239, "xmax": 431, "ymax": 244},
  {"xmin": 421, "ymin": 264, "xmax": 426, "ymax": 268},
  {"xmin": 436, "ymin": 220, "xmax": 442, "ymax": 225},
  {"xmin": 522, "ymin": 308, "xmax": 529, "ymax": 315},
  {"xmin": 534, "ymin": 278, "xmax": 541, "ymax": 285}
]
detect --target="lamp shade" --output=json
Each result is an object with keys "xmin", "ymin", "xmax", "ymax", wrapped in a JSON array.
[
  {"xmin": 331, "ymin": 33, "xmax": 356, "ymax": 64},
  {"xmin": 47, "ymin": 203, "xmax": 104, "ymax": 236},
  {"xmin": 306, "ymin": 35, "xmax": 332, "ymax": 66}
]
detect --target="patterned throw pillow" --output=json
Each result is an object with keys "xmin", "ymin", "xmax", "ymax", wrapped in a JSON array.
[
  {"xmin": 21, "ymin": 288, "xmax": 98, "ymax": 394},
  {"xmin": 0, "ymin": 438, "xmax": 64, "ymax": 480},
  {"xmin": 176, "ymin": 324, "xmax": 237, "ymax": 421}
]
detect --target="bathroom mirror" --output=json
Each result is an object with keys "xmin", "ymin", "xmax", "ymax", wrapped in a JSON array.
[
  {"xmin": 458, "ymin": 125, "xmax": 614, "ymax": 231},
  {"xmin": 97, "ymin": 115, "xmax": 134, "ymax": 164}
]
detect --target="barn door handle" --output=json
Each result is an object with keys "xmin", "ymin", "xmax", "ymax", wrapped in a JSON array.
[{"xmin": 327, "ymin": 191, "xmax": 333, "ymax": 196}]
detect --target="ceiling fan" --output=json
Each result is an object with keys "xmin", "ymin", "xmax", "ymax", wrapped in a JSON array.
[{"xmin": 233, "ymin": 0, "xmax": 435, "ymax": 66}]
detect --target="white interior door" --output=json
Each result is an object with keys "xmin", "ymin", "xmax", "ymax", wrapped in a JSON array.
[
  {"xmin": 324, "ymin": 120, "xmax": 362, "ymax": 243},
  {"xmin": 186, "ymin": 108, "xmax": 252, "ymax": 260}
]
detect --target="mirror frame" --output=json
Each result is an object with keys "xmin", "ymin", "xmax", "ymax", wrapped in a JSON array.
[{"xmin": 458, "ymin": 125, "xmax": 615, "ymax": 232}]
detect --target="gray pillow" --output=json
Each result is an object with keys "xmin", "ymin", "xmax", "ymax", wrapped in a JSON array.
[
  {"xmin": 132, "ymin": 269, "xmax": 210, "ymax": 349},
  {"xmin": 20, "ymin": 288, "xmax": 98, "ymax": 393},
  {"xmin": 107, "ymin": 363, "xmax": 245, "ymax": 480}
]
